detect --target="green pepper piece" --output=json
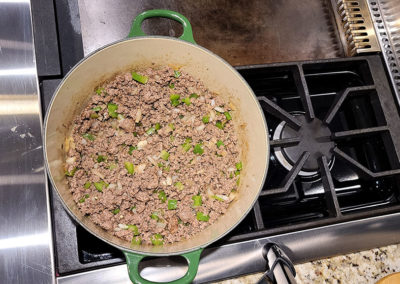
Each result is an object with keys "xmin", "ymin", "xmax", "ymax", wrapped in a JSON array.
[
  {"xmin": 94, "ymin": 180, "xmax": 107, "ymax": 192},
  {"xmin": 112, "ymin": 208, "xmax": 120, "ymax": 215},
  {"xmin": 202, "ymin": 115, "xmax": 209, "ymax": 124},
  {"xmin": 92, "ymin": 106, "xmax": 101, "ymax": 112},
  {"xmin": 189, "ymin": 93, "xmax": 199, "ymax": 99},
  {"xmin": 174, "ymin": 70, "xmax": 181, "ymax": 78},
  {"xmin": 236, "ymin": 161, "xmax": 243, "ymax": 171},
  {"xmin": 174, "ymin": 182, "xmax": 184, "ymax": 191},
  {"xmin": 95, "ymin": 87, "xmax": 104, "ymax": 95},
  {"xmin": 97, "ymin": 155, "xmax": 106, "ymax": 163},
  {"xmin": 216, "ymin": 140, "xmax": 224, "ymax": 148},
  {"xmin": 170, "ymin": 94, "xmax": 181, "ymax": 107},
  {"xmin": 79, "ymin": 197, "xmax": 85, "ymax": 203},
  {"xmin": 154, "ymin": 123, "xmax": 161, "ymax": 131},
  {"xmin": 133, "ymin": 132, "xmax": 138, "ymax": 137},
  {"xmin": 150, "ymin": 212, "xmax": 159, "ymax": 221},
  {"xmin": 151, "ymin": 234, "xmax": 164, "ymax": 246},
  {"xmin": 181, "ymin": 137, "xmax": 192, "ymax": 152},
  {"xmin": 160, "ymin": 150, "xmax": 170, "ymax": 161},
  {"xmin": 128, "ymin": 146, "xmax": 137, "ymax": 155},
  {"xmin": 169, "ymin": 82, "xmax": 175, "ymax": 89},
  {"xmin": 168, "ymin": 123, "xmax": 175, "ymax": 131},
  {"xmin": 131, "ymin": 72, "xmax": 148, "ymax": 84},
  {"xmin": 211, "ymin": 195, "xmax": 224, "ymax": 201},
  {"xmin": 82, "ymin": 133, "xmax": 95, "ymax": 141},
  {"xmin": 124, "ymin": 162, "xmax": 134, "ymax": 175},
  {"xmin": 192, "ymin": 195, "xmax": 202, "ymax": 207},
  {"xmin": 90, "ymin": 113, "xmax": 99, "ymax": 119},
  {"xmin": 146, "ymin": 127, "xmax": 155, "ymax": 135},
  {"xmin": 196, "ymin": 212, "xmax": 210, "ymax": 222},
  {"xmin": 131, "ymin": 236, "xmax": 142, "ymax": 245},
  {"xmin": 107, "ymin": 103, "xmax": 118, "ymax": 118},
  {"xmin": 224, "ymin": 111, "xmax": 232, "ymax": 121},
  {"xmin": 65, "ymin": 167, "xmax": 77, "ymax": 177},
  {"xmin": 193, "ymin": 143, "xmax": 204, "ymax": 155},
  {"xmin": 127, "ymin": 224, "xmax": 139, "ymax": 236},
  {"xmin": 182, "ymin": 97, "xmax": 191, "ymax": 106},
  {"xmin": 158, "ymin": 190, "xmax": 167, "ymax": 203},
  {"xmin": 167, "ymin": 199, "xmax": 178, "ymax": 210},
  {"xmin": 84, "ymin": 181, "xmax": 91, "ymax": 189},
  {"xmin": 215, "ymin": 120, "xmax": 225, "ymax": 130},
  {"xmin": 84, "ymin": 194, "xmax": 89, "ymax": 198}
]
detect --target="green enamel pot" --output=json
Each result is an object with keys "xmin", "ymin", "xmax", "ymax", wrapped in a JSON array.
[{"xmin": 44, "ymin": 9, "xmax": 269, "ymax": 284}]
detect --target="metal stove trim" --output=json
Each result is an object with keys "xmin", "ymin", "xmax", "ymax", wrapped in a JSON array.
[
  {"xmin": 57, "ymin": 211, "xmax": 400, "ymax": 284},
  {"xmin": 367, "ymin": 0, "xmax": 400, "ymax": 104}
]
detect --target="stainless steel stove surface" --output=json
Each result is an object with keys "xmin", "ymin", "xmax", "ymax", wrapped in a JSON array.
[{"xmin": 28, "ymin": 0, "xmax": 400, "ymax": 283}]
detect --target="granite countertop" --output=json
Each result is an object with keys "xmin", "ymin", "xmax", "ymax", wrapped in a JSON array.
[{"xmin": 212, "ymin": 244, "xmax": 400, "ymax": 284}]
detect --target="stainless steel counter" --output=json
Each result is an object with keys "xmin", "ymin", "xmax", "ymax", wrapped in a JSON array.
[{"xmin": 0, "ymin": 1, "xmax": 54, "ymax": 283}]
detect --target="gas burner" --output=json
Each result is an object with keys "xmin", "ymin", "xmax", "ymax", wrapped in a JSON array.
[{"xmin": 273, "ymin": 113, "xmax": 335, "ymax": 177}]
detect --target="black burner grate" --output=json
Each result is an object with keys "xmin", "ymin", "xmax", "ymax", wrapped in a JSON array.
[{"xmin": 231, "ymin": 56, "xmax": 400, "ymax": 240}]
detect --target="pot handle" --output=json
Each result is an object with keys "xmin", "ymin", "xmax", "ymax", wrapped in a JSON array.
[
  {"xmin": 128, "ymin": 9, "xmax": 196, "ymax": 44},
  {"xmin": 124, "ymin": 248, "xmax": 203, "ymax": 284}
]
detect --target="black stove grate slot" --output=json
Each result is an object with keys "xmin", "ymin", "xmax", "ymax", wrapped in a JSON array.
[
  {"xmin": 77, "ymin": 226, "xmax": 123, "ymax": 264},
  {"xmin": 303, "ymin": 60, "xmax": 374, "ymax": 93}
]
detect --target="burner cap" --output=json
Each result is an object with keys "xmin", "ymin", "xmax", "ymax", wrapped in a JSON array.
[{"xmin": 280, "ymin": 114, "xmax": 334, "ymax": 172}]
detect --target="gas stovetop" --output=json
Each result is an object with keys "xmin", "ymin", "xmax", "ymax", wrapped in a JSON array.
[{"xmin": 30, "ymin": 0, "xmax": 400, "ymax": 283}]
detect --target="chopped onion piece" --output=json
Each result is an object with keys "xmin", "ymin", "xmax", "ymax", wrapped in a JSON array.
[
  {"xmin": 117, "ymin": 181, "xmax": 122, "ymax": 190},
  {"xmin": 210, "ymin": 111, "xmax": 216, "ymax": 122},
  {"xmin": 135, "ymin": 109, "xmax": 142, "ymax": 123},
  {"xmin": 229, "ymin": 191, "xmax": 238, "ymax": 201},
  {"xmin": 214, "ymin": 106, "xmax": 225, "ymax": 113},
  {"xmin": 211, "ymin": 99, "xmax": 215, "ymax": 106},
  {"xmin": 137, "ymin": 140, "xmax": 148, "ymax": 150},
  {"xmin": 172, "ymin": 175, "xmax": 178, "ymax": 182},
  {"xmin": 147, "ymin": 156, "xmax": 157, "ymax": 166},
  {"xmin": 227, "ymin": 167, "xmax": 236, "ymax": 172},
  {"xmin": 207, "ymin": 188, "xmax": 214, "ymax": 198},
  {"xmin": 157, "ymin": 170, "xmax": 163, "ymax": 177},
  {"xmin": 216, "ymin": 194, "xmax": 229, "ymax": 201},
  {"xmin": 137, "ymin": 164, "xmax": 146, "ymax": 174},
  {"xmin": 118, "ymin": 224, "xmax": 128, "ymax": 229},
  {"xmin": 81, "ymin": 138, "xmax": 87, "ymax": 145},
  {"xmin": 156, "ymin": 222, "xmax": 167, "ymax": 229},
  {"xmin": 166, "ymin": 176, "xmax": 172, "ymax": 185},
  {"xmin": 196, "ymin": 124, "xmax": 206, "ymax": 131},
  {"xmin": 66, "ymin": 156, "xmax": 76, "ymax": 164},
  {"xmin": 108, "ymin": 183, "xmax": 116, "ymax": 189}
]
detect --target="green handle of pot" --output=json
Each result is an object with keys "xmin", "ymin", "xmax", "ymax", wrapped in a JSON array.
[
  {"xmin": 124, "ymin": 248, "xmax": 203, "ymax": 284},
  {"xmin": 128, "ymin": 9, "xmax": 196, "ymax": 44}
]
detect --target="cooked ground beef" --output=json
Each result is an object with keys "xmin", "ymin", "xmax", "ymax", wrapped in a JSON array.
[{"xmin": 64, "ymin": 66, "xmax": 241, "ymax": 245}]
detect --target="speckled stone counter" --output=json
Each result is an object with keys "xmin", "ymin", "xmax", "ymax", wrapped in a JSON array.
[{"xmin": 212, "ymin": 244, "xmax": 400, "ymax": 284}]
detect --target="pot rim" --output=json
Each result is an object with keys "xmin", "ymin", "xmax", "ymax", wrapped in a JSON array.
[{"xmin": 43, "ymin": 35, "xmax": 270, "ymax": 256}]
